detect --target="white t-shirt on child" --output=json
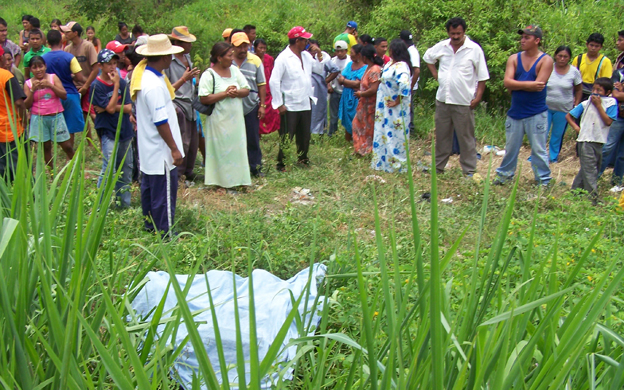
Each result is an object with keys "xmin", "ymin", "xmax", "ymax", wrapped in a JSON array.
[{"xmin": 568, "ymin": 97, "xmax": 618, "ymax": 143}]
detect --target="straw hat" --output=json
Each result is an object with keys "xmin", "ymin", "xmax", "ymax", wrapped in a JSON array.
[
  {"xmin": 135, "ymin": 34, "xmax": 184, "ymax": 56},
  {"xmin": 168, "ymin": 26, "xmax": 196, "ymax": 43}
]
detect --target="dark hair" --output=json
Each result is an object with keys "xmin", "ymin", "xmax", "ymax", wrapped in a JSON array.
[
  {"xmin": 132, "ymin": 24, "xmax": 144, "ymax": 36},
  {"xmin": 0, "ymin": 18, "xmax": 6, "ymax": 27},
  {"xmin": 243, "ymin": 24, "xmax": 256, "ymax": 32},
  {"xmin": 554, "ymin": 45, "xmax": 572, "ymax": 58},
  {"xmin": 47, "ymin": 29, "xmax": 62, "ymax": 46},
  {"xmin": 445, "ymin": 17, "xmax": 467, "ymax": 32},
  {"xmin": 71, "ymin": 23, "xmax": 83, "ymax": 36},
  {"xmin": 253, "ymin": 38, "xmax": 266, "ymax": 48},
  {"xmin": 29, "ymin": 17, "xmax": 41, "ymax": 29},
  {"xmin": 389, "ymin": 39, "xmax": 413, "ymax": 75},
  {"xmin": 230, "ymin": 28, "xmax": 244, "ymax": 37},
  {"xmin": 288, "ymin": 37, "xmax": 300, "ymax": 46},
  {"xmin": 29, "ymin": 55, "xmax": 46, "ymax": 68},
  {"xmin": 146, "ymin": 54, "xmax": 168, "ymax": 64},
  {"xmin": 22, "ymin": 15, "xmax": 33, "ymax": 22},
  {"xmin": 361, "ymin": 44, "xmax": 383, "ymax": 66},
  {"xmin": 359, "ymin": 34, "xmax": 373, "ymax": 45},
  {"xmin": 118, "ymin": 22, "xmax": 128, "ymax": 32},
  {"xmin": 351, "ymin": 44, "xmax": 364, "ymax": 55},
  {"xmin": 29, "ymin": 29, "xmax": 43, "ymax": 38},
  {"xmin": 587, "ymin": 32, "xmax": 605, "ymax": 45},
  {"xmin": 308, "ymin": 39, "xmax": 319, "ymax": 47},
  {"xmin": 594, "ymin": 77, "xmax": 613, "ymax": 94},
  {"xmin": 50, "ymin": 18, "xmax": 62, "ymax": 27},
  {"xmin": 86, "ymin": 26, "xmax": 95, "ymax": 32},
  {"xmin": 619, "ymin": 30, "xmax": 624, "ymax": 39},
  {"xmin": 210, "ymin": 42, "xmax": 232, "ymax": 64},
  {"xmin": 373, "ymin": 37, "xmax": 387, "ymax": 46},
  {"xmin": 126, "ymin": 50, "xmax": 144, "ymax": 67}
]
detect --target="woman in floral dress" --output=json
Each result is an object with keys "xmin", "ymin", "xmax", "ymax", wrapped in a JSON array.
[
  {"xmin": 352, "ymin": 45, "xmax": 382, "ymax": 155},
  {"xmin": 371, "ymin": 39, "xmax": 413, "ymax": 172}
]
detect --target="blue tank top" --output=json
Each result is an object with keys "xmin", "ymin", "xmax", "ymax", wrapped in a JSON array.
[
  {"xmin": 507, "ymin": 52, "xmax": 548, "ymax": 119},
  {"xmin": 42, "ymin": 50, "xmax": 79, "ymax": 95}
]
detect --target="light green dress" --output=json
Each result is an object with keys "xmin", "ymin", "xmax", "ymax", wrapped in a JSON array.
[{"xmin": 198, "ymin": 65, "xmax": 251, "ymax": 188}]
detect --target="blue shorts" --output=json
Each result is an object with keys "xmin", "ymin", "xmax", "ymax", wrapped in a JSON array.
[
  {"xmin": 61, "ymin": 93, "xmax": 85, "ymax": 134},
  {"xmin": 29, "ymin": 113, "xmax": 70, "ymax": 143}
]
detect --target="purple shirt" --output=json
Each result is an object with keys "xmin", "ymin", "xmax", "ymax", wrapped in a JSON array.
[{"xmin": 1, "ymin": 39, "xmax": 21, "ymax": 60}]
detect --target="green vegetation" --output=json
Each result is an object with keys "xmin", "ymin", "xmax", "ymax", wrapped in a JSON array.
[{"xmin": 2, "ymin": 0, "xmax": 624, "ymax": 388}]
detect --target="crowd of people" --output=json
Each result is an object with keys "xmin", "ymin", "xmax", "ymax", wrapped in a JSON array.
[{"xmin": 0, "ymin": 15, "xmax": 623, "ymax": 235}]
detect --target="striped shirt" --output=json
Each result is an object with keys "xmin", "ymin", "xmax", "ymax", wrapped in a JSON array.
[{"xmin": 234, "ymin": 52, "xmax": 266, "ymax": 115}]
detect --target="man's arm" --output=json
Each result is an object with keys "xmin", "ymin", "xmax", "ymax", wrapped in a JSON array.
[
  {"xmin": 503, "ymin": 54, "xmax": 549, "ymax": 92},
  {"xmin": 79, "ymin": 64, "xmax": 100, "ymax": 96},
  {"xmin": 258, "ymin": 84, "xmax": 266, "ymax": 119},
  {"xmin": 156, "ymin": 122, "xmax": 183, "ymax": 166},
  {"xmin": 269, "ymin": 58, "xmax": 285, "ymax": 111},
  {"xmin": 471, "ymin": 80, "xmax": 487, "ymax": 109},
  {"xmin": 427, "ymin": 63, "xmax": 438, "ymax": 80},
  {"xmin": 170, "ymin": 67, "xmax": 200, "ymax": 91},
  {"xmin": 14, "ymin": 53, "xmax": 22, "ymax": 68}
]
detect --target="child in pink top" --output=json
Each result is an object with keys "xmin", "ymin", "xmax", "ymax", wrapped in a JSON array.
[{"xmin": 24, "ymin": 55, "xmax": 74, "ymax": 165}]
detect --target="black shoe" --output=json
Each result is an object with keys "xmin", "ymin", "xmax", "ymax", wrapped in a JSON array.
[{"xmin": 276, "ymin": 164, "xmax": 286, "ymax": 172}]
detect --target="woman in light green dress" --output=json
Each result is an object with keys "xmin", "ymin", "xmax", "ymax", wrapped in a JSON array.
[{"xmin": 198, "ymin": 42, "xmax": 251, "ymax": 188}]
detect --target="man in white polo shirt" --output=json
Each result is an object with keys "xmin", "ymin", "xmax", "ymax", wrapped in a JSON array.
[
  {"xmin": 424, "ymin": 17, "xmax": 489, "ymax": 179},
  {"xmin": 270, "ymin": 26, "xmax": 316, "ymax": 171},
  {"xmin": 135, "ymin": 34, "xmax": 184, "ymax": 236}
]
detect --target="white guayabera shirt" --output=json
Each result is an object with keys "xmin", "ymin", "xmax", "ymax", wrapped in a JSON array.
[
  {"xmin": 423, "ymin": 37, "xmax": 490, "ymax": 106},
  {"xmin": 269, "ymin": 46, "xmax": 317, "ymax": 111}
]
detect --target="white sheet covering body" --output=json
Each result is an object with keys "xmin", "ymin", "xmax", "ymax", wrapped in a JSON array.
[{"xmin": 131, "ymin": 264, "xmax": 327, "ymax": 389}]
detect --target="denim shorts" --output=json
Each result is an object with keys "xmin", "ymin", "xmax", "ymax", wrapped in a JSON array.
[{"xmin": 29, "ymin": 113, "xmax": 70, "ymax": 143}]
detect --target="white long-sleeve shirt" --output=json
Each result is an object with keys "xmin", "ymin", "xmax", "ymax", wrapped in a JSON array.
[
  {"xmin": 269, "ymin": 46, "xmax": 316, "ymax": 111},
  {"xmin": 423, "ymin": 37, "xmax": 489, "ymax": 106}
]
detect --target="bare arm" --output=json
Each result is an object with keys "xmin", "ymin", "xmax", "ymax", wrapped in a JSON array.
[
  {"xmin": 355, "ymin": 80, "xmax": 380, "ymax": 98},
  {"xmin": 325, "ymin": 72, "xmax": 339, "ymax": 84},
  {"xmin": 573, "ymin": 84, "xmax": 583, "ymax": 106},
  {"xmin": 14, "ymin": 53, "xmax": 22, "ymax": 68},
  {"xmin": 427, "ymin": 63, "xmax": 438, "ymax": 80},
  {"xmin": 156, "ymin": 122, "xmax": 183, "ymax": 166},
  {"xmin": 470, "ymin": 80, "xmax": 487, "ymax": 109},
  {"xmin": 105, "ymin": 81, "xmax": 120, "ymax": 114},
  {"xmin": 411, "ymin": 67, "xmax": 420, "ymax": 89},
  {"xmin": 73, "ymin": 71, "xmax": 86, "ymax": 84},
  {"xmin": 23, "ymin": 83, "xmax": 33, "ymax": 109},
  {"xmin": 171, "ymin": 67, "xmax": 199, "ymax": 91},
  {"xmin": 258, "ymin": 84, "xmax": 266, "ymax": 119},
  {"xmin": 565, "ymin": 112, "xmax": 580, "ymax": 132},
  {"xmin": 612, "ymin": 82, "xmax": 624, "ymax": 101},
  {"xmin": 341, "ymin": 78, "xmax": 361, "ymax": 89},
  {"xmin": 503, "ymin": 54, "xmax": 547, "ymax": 92},
  {"xmin": 591, "ymin": 95, "xmax": 613, "ymax": 127},
  {"xmin": 79, "ymin": 64, "xmax": 100, "ymax": 96}
]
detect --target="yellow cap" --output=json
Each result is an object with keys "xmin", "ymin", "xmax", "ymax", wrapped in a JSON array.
[{"xmin": 222, "ymin": 28, "xmax": 233, "ymax": 39}]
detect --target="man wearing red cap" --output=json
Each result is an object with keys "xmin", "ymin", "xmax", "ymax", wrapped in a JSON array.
[
  {"xmin": 269, "ymin": 26, "xmax": 316, "ymax": 171},
  {"xmin": 0, "ymin": 46, "xmax": 26, "ymax": 181}
]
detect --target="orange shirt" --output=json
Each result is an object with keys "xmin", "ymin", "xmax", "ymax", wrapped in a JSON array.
[{"xmin": 0, "ymin": 68, "xmax": 24, "ymax": 142}]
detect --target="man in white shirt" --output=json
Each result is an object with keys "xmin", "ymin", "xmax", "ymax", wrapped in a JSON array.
[
  {"xmin": 423, "ymin": 17, "xmax": 489, "ymax": 178},
  {"xmin": 269, "ymin": 26, "xmax": 316, "ymax": 171},
  {"xmin": 400, "ymin": 30, "xmax": 421, "ymax": 132},
  {"xmin": 135, "ymin": 34, "xmax": 185, "ymax": 236},
  {"xmin": 328, "ymin": 40, "xmax": 351, "ymax": 137}
]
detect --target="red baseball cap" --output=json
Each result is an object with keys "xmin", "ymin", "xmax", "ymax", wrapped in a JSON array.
[
  {"xmin": 106, "ymin": 41, "xmax": 128, "ymax": 54},
  {"xmin": 287, "ymin": 26, "xmax": 313, "ymax": 40}
]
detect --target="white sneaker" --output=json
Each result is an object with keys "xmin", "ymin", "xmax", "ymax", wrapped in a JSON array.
[{"xmin": 609, "ymin": 186, "xmax": 624, "ymax": 193}]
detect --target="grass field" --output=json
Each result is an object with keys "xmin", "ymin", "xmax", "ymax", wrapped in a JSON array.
[{"xmin": 4, "ymin": 101, "xmax": 624, "ymax": 388}]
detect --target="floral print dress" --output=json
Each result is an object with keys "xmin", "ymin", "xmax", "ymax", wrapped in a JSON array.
[
  {"xmin": 352, "ymin": 64, "xmax": 382, "ymax": 155},
  {"xmin": 371, "ymin": 61, "xmax": 412, "ymax": 172}
]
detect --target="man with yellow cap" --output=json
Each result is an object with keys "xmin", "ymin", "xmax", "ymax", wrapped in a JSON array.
[
  {"xmin": 135, "ymin": 34, "xmax": 185, "ymax": 237},
  {"xmin": 231, "ymin": 31, "xmax": 266, "ymax": 177},
  {"xmin": 165, "ymin": 26, "xmax": 201, "ymax": 181}
]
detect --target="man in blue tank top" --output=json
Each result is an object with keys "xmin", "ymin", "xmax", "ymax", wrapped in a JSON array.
[{"xmin": 495, "ymin": 25, "xmax": 553, "ymax": 186}]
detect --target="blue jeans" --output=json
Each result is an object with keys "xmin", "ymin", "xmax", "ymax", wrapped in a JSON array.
[
  {"xmin": 98, "ymin": 136, "xmax": 133, "ymax": 208},
  {"xmin": 599, "ymin": 119, "xmax": 624, "ymax": 185},
  {"xmin": 547, "ymin": 109, "xmax": 568, "ymax": 163},
  {"xmin": 328, "ymin": 91, "xmax": 342, "ymax": 136},
  {"xmin": 496, "ymin": 111, "xmax": 551, "ymax": 184}
]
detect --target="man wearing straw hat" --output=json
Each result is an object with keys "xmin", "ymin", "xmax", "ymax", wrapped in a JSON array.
[
  {"xmin": 165, "ymin": 26, "xmax": 201, "ymax": 182},
  {"xmin": 134, "ymin": 34, "xmax": 185, "ymax": 236}
]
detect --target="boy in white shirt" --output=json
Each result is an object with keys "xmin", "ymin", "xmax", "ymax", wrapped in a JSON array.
[{"xmin": 566, "ymin": 77, "xmax": 619, "ymax": 203}]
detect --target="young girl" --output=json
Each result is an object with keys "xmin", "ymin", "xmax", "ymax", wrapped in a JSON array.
[
  {"xmin": 19, "ymin": 15, "xmax": 33, "ymax": 52},
  {"xmin": 50, "ymin": 19, "xmax": 67, "ymax": 48},
  {"xmin": 86, "ymin": 26, "xmax": 102, "ymax": 52},
  {"xmin": 24, "ymin": 56, "xmax": 75, "ymax": 165}
]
